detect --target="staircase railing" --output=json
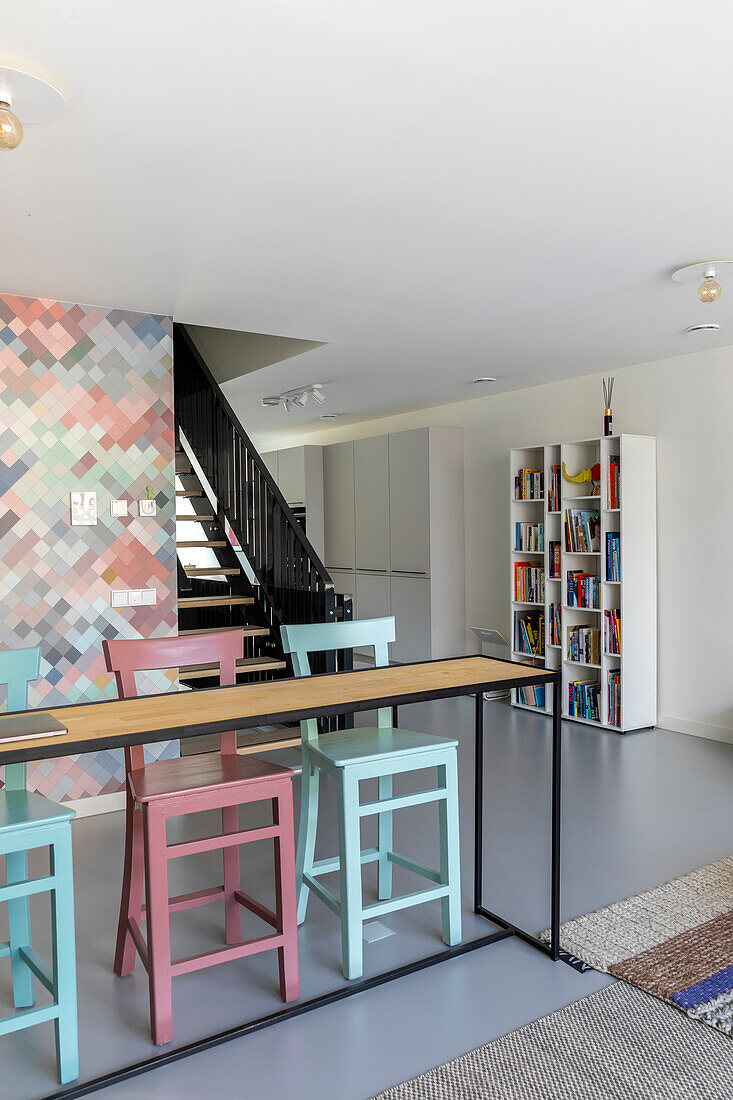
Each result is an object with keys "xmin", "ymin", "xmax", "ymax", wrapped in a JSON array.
[{"xmin": 173, "ymin": 324, "xmax": 343, "ymax": 658}]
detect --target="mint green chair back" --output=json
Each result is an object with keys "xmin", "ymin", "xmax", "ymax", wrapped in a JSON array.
[
  {"xmin": 0, "ymin": 645, "xmax": 41, "ymax": 791},
  {"xmin": 281, "ymin": 617, "xmax": 395, "ymax": 743}
]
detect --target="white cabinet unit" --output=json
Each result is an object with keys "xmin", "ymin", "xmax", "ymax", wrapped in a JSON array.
[
  {"xmin": 354, "ymin": 435, "xmax": 390, "ymax": 572},
  {"xmin": 509, "ymin": 433, "xmax": 656, "ymax": 733},
  {"xmin": 389, "ymin": 429, "xmax": 430, "ymax": 575},
  {"xmin": 322, "ymin": 426, "xmax": 465, "ymax": 663},
  {"xmin": 323, "ymin": 441, "xmax": 355, "ymax": 571},
  {"xmin": 260, "ymin": 445, "xmax": 325, "ymax": 559},
  {"xmin": 277, "ymin": 447, "xmax": 306, "ymax": 505}
]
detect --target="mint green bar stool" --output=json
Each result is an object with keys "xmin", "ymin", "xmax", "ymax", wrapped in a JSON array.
[
  {"xmin": 280, "ymin": 617, "xmax": 461, "ymax": 980},
  {"xmin": 0, "ymin": 646, "xmax": 78, "ymax": 1084}
]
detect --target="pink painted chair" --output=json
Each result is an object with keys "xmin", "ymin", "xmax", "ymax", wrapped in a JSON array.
[{"xmin": 102, "ymin": 630, "xmax": 299, "ymax": 1045}]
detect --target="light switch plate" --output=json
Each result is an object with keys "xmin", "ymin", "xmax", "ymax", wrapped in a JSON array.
[
  {"xmin": 110, "ymin": 590, "xmax": 128, "ymax": 608},
  {"xmin": 110, "ymin": 499, "xmax": 128, "ymax": 517},
  {"xmin": 127, "ymin": 590, "xmax": 143, "ymax": 606},
  {"xmin": 141, "ymin": 588, "xmax": 156, "ymax": 605},
  {"xmin": 138, "ymin": 499, "xmax": 157, "ymax": 517},
  {"xmin": 70, "ymin": 491, "xmax": 97, "ymax": 526}
]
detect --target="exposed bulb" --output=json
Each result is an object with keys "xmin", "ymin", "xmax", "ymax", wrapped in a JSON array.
[
  {"xmin": 698, "ymin": 275, "xmax": 722, "ymax": 304},
  {"xmin": 0, "ymin": 101, "xmax": 23, "ymax": 150}
]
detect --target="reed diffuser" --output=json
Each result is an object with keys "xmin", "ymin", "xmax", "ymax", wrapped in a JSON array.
[{"xmin": 602, "ymin": 376, "xmax": 614, "ymax": 436}]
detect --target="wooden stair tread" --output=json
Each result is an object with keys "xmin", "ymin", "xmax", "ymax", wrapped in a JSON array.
[
  {"xmin": 176, "ymin": 490, "xmax": 204, "ymax": 497},
  {"xmin": 179, "ymin": 657, "xmax": 287, "ymax": 680},
  {"xmin": 177, "ymin": 540, "xmax": 227, "ymax": 548},
  {"xmin": 176, "ymin": 514, "xmax": 215, "ymax": 522},
  {"xmin": 178, "ymin": 626, "xmax": 269, "ymax": 637},
  {"xmin": 184, "ymin": 567, "xmax": 239, "ymax": 576},
  {"xmin": 179, "ymin": 595, "xmax": 254, "ymax": 608}
]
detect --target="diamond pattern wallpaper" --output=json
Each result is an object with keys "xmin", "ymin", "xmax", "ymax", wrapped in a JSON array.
[{"xmin": 0, "ymin": 292, "xmax": 179, "ymax": 800}]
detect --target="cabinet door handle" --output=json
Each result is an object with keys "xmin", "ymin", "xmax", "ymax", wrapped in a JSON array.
[{"xmin": 392, "ymin": 570, "xmax": 428, "ymax": 575}]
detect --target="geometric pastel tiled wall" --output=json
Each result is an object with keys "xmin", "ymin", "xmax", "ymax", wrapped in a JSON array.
[{"xmin": 0, "ymin": 292, "xmax": 179, "ymax": 799}]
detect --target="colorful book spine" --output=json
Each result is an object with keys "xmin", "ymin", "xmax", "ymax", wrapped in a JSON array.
[
  {"xmin": 603, "ymin": 609, "xmax": 621, "ymax": 654},
  {"xmin": 606, "ymin": 533, "xmax": 620, "ymax": 581}
]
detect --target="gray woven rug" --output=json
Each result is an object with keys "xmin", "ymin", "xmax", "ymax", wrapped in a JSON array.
[
  {"xmin": 539, "ymin": 856, "xmax": 733, "ymax": 1034},
  {"xmin": 371, "ymin": 981, "xmax": 733, "ymax": 1099}
]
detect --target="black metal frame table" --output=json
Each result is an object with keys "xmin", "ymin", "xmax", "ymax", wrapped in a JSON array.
[{"xmin": 0, "ymin": 654, "xmax": 562, "ymax": 1100}]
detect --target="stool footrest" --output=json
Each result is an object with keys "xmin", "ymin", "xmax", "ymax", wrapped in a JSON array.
[
  {"xmin": 358, "ymin": 787, "xmax": 445, "ymax": 817},
  {"xmin": 302, "ymin": 872, "xmax": 341, "ymax": 917},
  {"xmin": 363, "ymin": 884, "xmax": 450, "ymax": 920},
  {"xmin": 19, "ymin": 946, "xmax": 54, "ymax": 995},
  {"xmin": 387, "ymin": 850, "xmax": 442, "ymax": 884},
  {"xmin": 165, "ymin": 823, "xmax": 279, "ymax": 860},
  {"xmin": 0, "ymin": 873, "xmax": 56, "ymax": 903},
  {"xmin": 0, "ymin": 1001, "xmax": 59, "ymax": 1037},
  {"xmin": 234, "ymin": 889, "xmax": 278, "ymax": 929},
  {"xmin": 311, "ymin": 847, "xmax": 380, "ymax": 877},
  {"xmin": 0, "ymin": 941, "xmax": 10, "ymax": 960},
  {"xmin": 171, "ymin": 931, "xmax": 284, "ymax": 977}
]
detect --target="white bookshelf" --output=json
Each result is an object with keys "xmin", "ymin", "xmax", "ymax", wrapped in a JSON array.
[{"xmin": 509, "ymin": 434, "xmax": 656, "ymax": 733}]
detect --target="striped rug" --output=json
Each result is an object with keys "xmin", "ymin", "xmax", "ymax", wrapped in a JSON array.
[{"xmin": 540, "ymin": 855, "xmax": 733, "ymax": 1035}]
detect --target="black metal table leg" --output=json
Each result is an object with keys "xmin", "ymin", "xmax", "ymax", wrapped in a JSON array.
[
  {"xmin": 550, "ymin": 676, "xmax": 562, "ymax": 960},
  {"xmin": 474, "ymin": 691, "xmax": 484, "ymax": 913},
  {"xmin": 392, "ymin": 705, "xmax": 399, "ymax": 727}
]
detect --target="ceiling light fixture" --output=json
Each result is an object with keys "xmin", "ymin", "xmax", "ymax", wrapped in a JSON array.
[
  {"xmin": 261, "ymin": 383, "xmax": 327, "ymax": 412},
  {"xmin": 672, "ymin": 260, "xmax": 733, "ymax": 304},
  {"xmin": 685, "ymin": 323, "xmax": 720, "ymax": 334},
  {"xmin": 472, "ymin": 376, "xmax": 497, "ymax": 384},
  {"xmin": 0, "ymin": 67, "xmax": 65, "ymax": 152},
  {"xmin": 320, "ymin": 413, "xmax": 339, "ymax": 419}
]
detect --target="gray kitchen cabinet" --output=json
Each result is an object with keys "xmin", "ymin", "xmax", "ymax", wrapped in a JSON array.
[
  {"xmin": 389, "ymin": 429, "xmax": 430, "ymax": 575},
  {"xmin": 354, "ymin": 435, "xmax": 390, "ymax": 572},
  {"xmin": 323, "ymin": 441, "xmax": 355, "ymax": 570},
  {"xmin": 389, "ymin": 575, "xmax": 432, "ymax": 663}
]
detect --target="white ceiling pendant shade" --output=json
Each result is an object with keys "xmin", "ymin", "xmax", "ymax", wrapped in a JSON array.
[{"xmin": 0, "ymin": 66, "xmax": 65, "ymax": 150}]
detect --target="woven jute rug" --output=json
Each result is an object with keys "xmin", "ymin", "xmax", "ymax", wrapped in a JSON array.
[
  {"xmin": 371, "ymin": 982, "xmax": 733, "ymax": 1099},
  {"xmin": 539, "ymin": 855, "xmax": 733, "ymax": 1034}
]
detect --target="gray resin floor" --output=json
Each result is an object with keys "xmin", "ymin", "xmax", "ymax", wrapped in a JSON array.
[{"xmin": 2, "ymin": 696, "xmax": 733, "ymax": 1100}]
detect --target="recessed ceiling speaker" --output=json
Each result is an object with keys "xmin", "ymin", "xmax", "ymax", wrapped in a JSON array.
[{"xmin": 685, "ymin": 323, "xmax": 720, "ymax": 334}]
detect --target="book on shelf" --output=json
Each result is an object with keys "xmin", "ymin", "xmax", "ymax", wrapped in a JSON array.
[
  {"xmin": 514, "ymin": 521, "xmax": 544, "ymax": 552},
  {"xmin": 566, "ymin": 570, "xmax": 600, "ymax": 609},
  {"xmin": 566, "ymin": 624, "xmax": 600, "ymax": 665},
  {"xmin": 607, "ymin": 669, "xmax": 621, "ymax": 725},
  {"xmin": 517, "ymin": 683, "xmax": 546, "ymax": 708},
  {"xmin": 550, "ymin": 602, "xmax": 561, "ymax": 646},
  {"xmin": 548, "ymin": 540, "xmax": 561, "ymax": 578},
  {"xmin": 548, "ymin": 464, "xmax": 560, "ymax": 511},
  {"xmin": 606, "ymin": 532, "xmax": 620, "ymax": 581},
  {"xmin": 514, "ymin": 608, "xmax": 545, "ymax": 656},
  {"xmin": 604, "ymin": 609, "xmax": 621, "ymax": 654},
  {"xmin": 568, "ymin": 679, "xmax": 600, "ymax": 722},
  {"xmin": 514, "ymin": 561, "xmax": 545, "ymax": 603},
  {"xmin": 564, "ymin": 508, "xmax": 600, "ymax": 553},
  {"xmin": 514, "ymin": 468, "xmax": 544, "ymax": 500},
  {"xmin": 607, "ymin": 455, "xmax": 620, "ymax": 509}
]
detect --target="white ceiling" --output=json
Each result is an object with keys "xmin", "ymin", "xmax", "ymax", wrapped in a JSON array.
[{"xmin": 4, "ymin": 1, "xmax": 733, "ymax": 440}]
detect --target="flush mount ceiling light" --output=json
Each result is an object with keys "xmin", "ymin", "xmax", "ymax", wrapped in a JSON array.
[
  {"xmin": 672, "ymin": 260, "xmax": 733, "ymax": 304},
  {"xmin": 685, "ymin": 323, "xmax": 720, "ymax": 334},
  {"xmin": 319, "ymin": 413, "xmax": 340, "ymax": 419},
  {"xmin": 0, "ymin": 66, "xmax": 65, "ymax": 151},
  {"xmin": 261, "ymin": 383, "xmax": 326, "ymax": 412},
  {"xmin": 472, "ymin": 376, "xmax": 497, "ymax": 384}
]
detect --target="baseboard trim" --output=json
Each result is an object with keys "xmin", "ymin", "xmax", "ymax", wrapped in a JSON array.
[
  {"xmin": 64, "ymin": 791, "xmax": 126, "ymax": 817},
  {"xmin": 657, "ymin": 714, "xmax": 733, "ymax": 746}
]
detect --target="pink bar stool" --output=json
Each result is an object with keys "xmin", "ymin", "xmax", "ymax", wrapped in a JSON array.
[{"xmin": 103, "ymin": 630, "xmax": 299, "ymax": 1045}]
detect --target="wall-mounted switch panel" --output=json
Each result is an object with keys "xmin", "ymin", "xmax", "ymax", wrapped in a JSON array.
[
  {"xmin": 110, "ymin": 588, "xmax": 157, "ymax": 608},
  {"xmin": 70, "ymin": 491, "xmax": 97, "ymax": 526},
  {"xmin": 110, "ymin": 499, "xmax": 128, "ymax": 517},
  {"xmin": 138, "ymin": 499, "xmax": 157, "ymax": 517}
]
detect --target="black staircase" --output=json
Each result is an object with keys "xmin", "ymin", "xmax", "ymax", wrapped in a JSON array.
[{"xmin": 173, "ymin": 323, "xmax": 351, "ymax": 692}]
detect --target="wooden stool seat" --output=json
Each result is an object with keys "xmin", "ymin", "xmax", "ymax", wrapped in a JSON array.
[
  {"xmin": 308, "ymin": 727, "xmax": 458, "ymax": 768},
  {"xmin": 129, "ymin": 754, "xmax": 292, "ymax": 803},
  {"xmin": 104, "ymin": 630, "xmax": 300, "ymax": 1046}
]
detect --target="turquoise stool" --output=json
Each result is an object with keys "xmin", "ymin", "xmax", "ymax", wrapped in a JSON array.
[
  {"xmin": 0, "ymin": 646, "xmax": 78, "ymax": 1084},
  {"xmin": 280, "ymin": 617, "xmax": 461, "ymax": 980}
]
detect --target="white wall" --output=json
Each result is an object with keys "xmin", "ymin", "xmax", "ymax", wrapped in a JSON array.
[{"xmin": 252, "ymin": 344, "xmax": 733, "ymax": 743}]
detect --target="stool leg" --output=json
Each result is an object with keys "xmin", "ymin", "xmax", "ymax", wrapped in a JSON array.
[
  {"xmin": 114, "ymin": 790, "xmax": 144, "ymax": 976},
  {"xmin": 143, "ymin": 805, "xmax": 173, "ymax": 1045},
  {"xmin": 295, "ymin": 749, "xmax": 319, "ymax": 924},
  {"xmin": 337, "ymin": 770, "xmax": 363, "ymax": 980},
  {"xmin": 377, "ymin": 773, "xmax": 393, "ymax": 901},
  {"xmin": 273, "ymin": 788, "xmax": 300, "ymax": 1002},
  {"xmin": 7, "ymin": 849, "xmax": 34, "ymax": 1008},
  {"xmin": 222, "ymin": 805, "xmax": 242, "ymax": 945},
  {"xmin": 438, "ymin": 755, "xmax": 462, "ymax": 947},
  {"xmin": 50, "ymin": 828, "xmax": 79, "ymax": 1084}
]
